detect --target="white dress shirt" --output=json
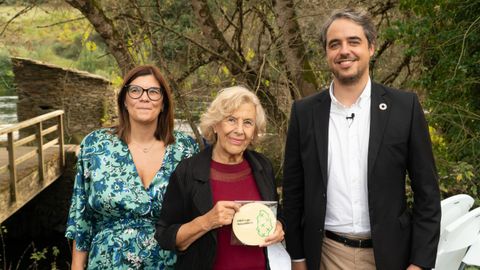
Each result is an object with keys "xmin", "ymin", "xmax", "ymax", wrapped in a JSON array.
[{"xmin": 324, "ymin": 79, "xmax": 371, "ymax": 236}]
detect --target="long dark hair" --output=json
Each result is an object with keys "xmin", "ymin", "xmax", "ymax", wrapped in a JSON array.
[{"xmin": 114, "ymin": 65, "xmax": 175, "ymax": 145}]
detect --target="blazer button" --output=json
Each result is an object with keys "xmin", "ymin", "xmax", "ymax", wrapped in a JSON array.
[{"xmin": 323, "ymin": 193, "xmax": 326, "ymax": 198}]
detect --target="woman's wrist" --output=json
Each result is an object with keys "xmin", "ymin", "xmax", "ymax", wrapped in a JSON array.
[
  {"xmin": 195, "ymin": 214, "xmax": 212, "ymax": 231},
  {"xmin": 71, "ymin": 261, "xmax": 86, "ymax": 270}
]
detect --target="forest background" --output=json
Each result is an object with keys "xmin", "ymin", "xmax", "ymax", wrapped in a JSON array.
[{"xmin": 0, "ymin": 0, "xmax": 479, "ymax": 268}]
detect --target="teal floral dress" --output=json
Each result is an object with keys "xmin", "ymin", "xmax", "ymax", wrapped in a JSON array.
[{"xmin": 65, "ymin": 129, "xmax": 199, "ymax": 269}]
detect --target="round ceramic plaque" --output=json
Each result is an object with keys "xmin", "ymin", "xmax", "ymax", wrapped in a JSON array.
[{"xmin": 232, "ymin": 202, "xmax": 276, "ymax": 245}]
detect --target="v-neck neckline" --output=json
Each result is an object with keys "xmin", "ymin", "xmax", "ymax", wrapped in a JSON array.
[{"xmin": 122, "ymin": 138, "xmax": 171, "ymax": 192}]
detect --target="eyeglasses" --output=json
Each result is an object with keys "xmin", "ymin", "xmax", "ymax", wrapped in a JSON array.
[
  {"xmin": 125, "ymin": 84, "xmax": 163, "ymax": 101},
  {"xmin": 223, "ymin": 116, "xmax": 255, "ymax": 129}
]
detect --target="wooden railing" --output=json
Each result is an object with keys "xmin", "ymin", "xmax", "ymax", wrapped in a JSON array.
[{"xmin": 0, "ymin": 110, "xmax": 65, "ymax": 205}]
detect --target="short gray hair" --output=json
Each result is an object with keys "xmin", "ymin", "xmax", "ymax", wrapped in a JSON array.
[
  {"xmin": 320, "ymin": 8, "xmax": 377, "ymax": 51},
  {"xmin": 199, "ymin": 85, "xmax": 267, "ymax": 145}
]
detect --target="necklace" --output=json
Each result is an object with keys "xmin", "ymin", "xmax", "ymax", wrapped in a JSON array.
[{"xmin": 130, "ymin": 140, "xmax": 156, "ymax": 153}]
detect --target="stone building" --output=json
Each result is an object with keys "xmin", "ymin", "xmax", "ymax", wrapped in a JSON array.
[{"xmin": 11, "ymin": 57, "xmax": 117, "ymax": 142}]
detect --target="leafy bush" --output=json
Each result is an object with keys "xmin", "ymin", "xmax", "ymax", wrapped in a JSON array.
[
  {"xmin": 0, "ymin": 50, "xmax": 15, "ymax": 96},
  {"xmin": 52, "ymin": 35, "xmax": 82, "ymax": 60},
  {"xmin": 392, "ymin": 0, "xmax": 480, "ymax": 203}
]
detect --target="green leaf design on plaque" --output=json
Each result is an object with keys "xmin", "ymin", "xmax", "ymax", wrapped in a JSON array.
[{"xmin": 256, "ymin": 209, "xmax": 274, "ymax": 237}]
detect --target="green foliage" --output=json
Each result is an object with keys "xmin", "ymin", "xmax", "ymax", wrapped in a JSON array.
[
  {"xmin": 0, "ymin": 49, "xmax": 15, "ymax": 96},
  {"xmin": 30, "ymin": 248, "xmax": 47, "ymax": 262},
  {"xmin": 392, "ymin": 0, "xmax": 480, "ymax": 202},
  {"xmin": 0, "ymin": 224, "xmax": 64, "ymax": 269},
  {"xmin": 51, "ymin": 246, "xmax": 60, "ymax": 270},
  {"xmin": 29, "ymin": 245, "xmax": 63, "ymax": 269},
  {"xmin": 52, "ymin": 34, "xmax": 82, "ymax": 60},
  {"xmin": 0, "ymin": 5, "xmax": 120, "ymax": 80},
  {"xmin": 100, "ymin": 98, "xmax": 112, "ymax": 126},
  {"xmin": 134, "ymin": 0, "xmax": 195, "ymax": 62}
]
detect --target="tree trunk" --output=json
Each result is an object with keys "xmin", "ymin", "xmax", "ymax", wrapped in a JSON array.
[
  {"xmin": 272, "ymin": 0, "xmax": 318, "ymax": 98},
  {"xmin": 64, "ymin": 0, "xmax": 136, "ymax": 75},
  {"xmin": 190, "ymin": 0, "xmax": 245, "ymax": 74},
  {"xmin": 65, "ymin": 0, "xmax": 205, "ymax": 147},
  {"xmin": 190, "ymin": 0, "xmax": 286, "ymax": 123}
]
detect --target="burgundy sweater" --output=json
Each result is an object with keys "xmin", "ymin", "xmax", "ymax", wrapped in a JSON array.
[{"xmin": 210, "ymin": 159, "xmax": 266, "ymax": 270}]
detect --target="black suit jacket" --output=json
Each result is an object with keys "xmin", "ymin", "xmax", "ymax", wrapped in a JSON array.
[
  {"xmin": 155, "ymin": 146, "xmax": 280, "ymax": 270},
  {"xmin": 282, "ymin": 82, "xmax": 441, "ymax": 270}
]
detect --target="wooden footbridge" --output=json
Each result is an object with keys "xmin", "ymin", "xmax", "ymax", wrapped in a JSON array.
[{"xmin": 0, "ymin": 110, "xmax": 65, "ymax": 224}]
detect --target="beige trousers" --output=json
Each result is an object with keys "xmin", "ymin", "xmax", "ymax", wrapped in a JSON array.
[{"xmin": 320, "ymin": 235, "xmax": 376, "ymax": 270}]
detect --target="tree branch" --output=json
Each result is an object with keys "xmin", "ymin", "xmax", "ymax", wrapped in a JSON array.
[
  {"xmin": 65, "ymin": 0, "xmax": 136, "ymax": 75},
  {"xmin": 133, "ymin": 3, "xmax": 205, "ymax": 148},
  {"xmin": 191, "ymin": 0, "xmax": 286, "ymax": 123},
  {"xmin": 0, "ymin": 5, "xmax": 35, "ymax": 36},
  {"xmin": 368, "ymin": 0, "xmax": 397, "ymax": 17},
  {"xmin": 234, "ymin": 0, "xmax": 244, "ymax": 57},
  {"xmin": 177, "ymin": 56, "xmax": 215, "ymax": 83},
  {"xmin": 191, "ymin": 0, "xmax": 246, "ymax": 74},
  {"xmin": 370, "ymin": 39, "xmax": 394, "ymax": 76},
  {"xmin": 452, "ymin": 15, "xmax": 480, "ymax": 80},
  {"xmin": 154, "ymin": 53, "xmax": 206, "ymax": 149},
  {"xmin": 125, "ymin": 15, "xmax": 246, "ymax": 72},
  {"xmin": 213, "ymin": 0, "xmax": 239, "ymax": 31},
  {"xmin": 252, "ymin": 5, "xmax": 277, "ymax": 42},
  {"xmin": 381, "ymin": 55, "xmax": 411, "ymax": 85},
  {"xmin": 272, "ymin": 0, "xmax": 317, "ymax": 98},
  {"xmin": 36, "ymin": 16, "xmax": 86, "ymax": 28}
]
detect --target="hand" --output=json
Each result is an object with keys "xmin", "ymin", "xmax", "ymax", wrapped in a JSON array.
[
  {"xmin": 260, "ymin": 221, "xmax": 285, "ymax": 247},
  {"xmin": 292, "ymin": 260, "xmax": 307, "ymax": 270},
  {"xmin": 406, "ymin": 264, "xmax": 423, "ymax": 270},
  {"xmin": 202, "ymin": 201, "xmax": 240, "ymax": 230},
  {"xmin": 71, "ymin": 241, "xmax": 88, "ymax": 270}
]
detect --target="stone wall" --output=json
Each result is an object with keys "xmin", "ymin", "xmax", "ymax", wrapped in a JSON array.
[{"xmin": 11, "ymin": 57, "xmax": 117, "ymax": 142}]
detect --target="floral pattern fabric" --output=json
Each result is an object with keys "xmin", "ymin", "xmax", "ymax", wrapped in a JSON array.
[{"xmin": 65, "ymin": 129, "xmax": 199, "ymax": 270}]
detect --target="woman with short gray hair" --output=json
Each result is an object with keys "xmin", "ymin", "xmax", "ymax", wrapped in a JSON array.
[
  {"xmin": 155, "ymin": 85, "xmax": 284, "ymax": 269},
  {"xmin": 199, "ymin": 85, "xmax": 267, "ymax": 146}
]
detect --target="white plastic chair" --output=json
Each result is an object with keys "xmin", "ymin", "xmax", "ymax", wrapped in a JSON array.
[
  {"xmin": 440, "ymin": 194, "xmax": 474, "ymax": 234},
  {"xmin": 462, "ymin": 238, "xmax": 480, "ymax": 266},
  {"xmin": 435, "ymin": 207, "xmax": 480, "ymax": 270}
]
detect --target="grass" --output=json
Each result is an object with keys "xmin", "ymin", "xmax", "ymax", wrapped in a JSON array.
[{"xmin": 0, "ymin": 4, "xmax": 119, "ymax": 80}]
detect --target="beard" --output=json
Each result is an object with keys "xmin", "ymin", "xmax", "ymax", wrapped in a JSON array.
[
  {"xmin": 330, "ymin": 56, "xmax": 368, "ymax": 85},
  {"xmin": 332, "ymin": 69, "xmax": 362, "ymax": 85}
]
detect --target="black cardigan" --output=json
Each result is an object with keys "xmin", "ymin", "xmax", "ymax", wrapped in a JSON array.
[{"xmin": 155, "ymin": 146, "xmax": 282, "ymax": 270}]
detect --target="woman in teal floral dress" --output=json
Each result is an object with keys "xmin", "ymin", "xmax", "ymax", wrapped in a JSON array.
[{"xmin": 65, "ymin": 65, "xmax": 199, "ymax": 270}]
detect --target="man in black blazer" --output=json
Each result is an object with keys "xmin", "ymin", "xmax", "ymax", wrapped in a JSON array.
[{"xmin": 282, "ymin": 8, "xmax": 441, "ymax": 270}]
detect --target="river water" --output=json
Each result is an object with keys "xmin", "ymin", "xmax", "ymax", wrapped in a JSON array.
[{"xmin": 0, "ymin": 95, "xmax": 18, "ymax": 141}]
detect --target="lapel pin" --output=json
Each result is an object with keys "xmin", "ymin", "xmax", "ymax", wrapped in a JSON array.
[{"xmin": 379, "ymin": 103, "xmax": 387, "ymax": 110}]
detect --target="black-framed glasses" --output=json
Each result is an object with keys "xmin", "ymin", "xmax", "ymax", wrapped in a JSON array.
[{"xmin": 125, "ymin": 84, "xmax": 163, "ymax": 101}]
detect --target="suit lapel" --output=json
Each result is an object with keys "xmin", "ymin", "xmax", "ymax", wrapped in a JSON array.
[
  {"xmin": 313, "ymin": 91, "xmax": 331, "ymax": 188},
  {"xmin": 368, "ymin": 83, "xmax": 391, "ymax": 179}
]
